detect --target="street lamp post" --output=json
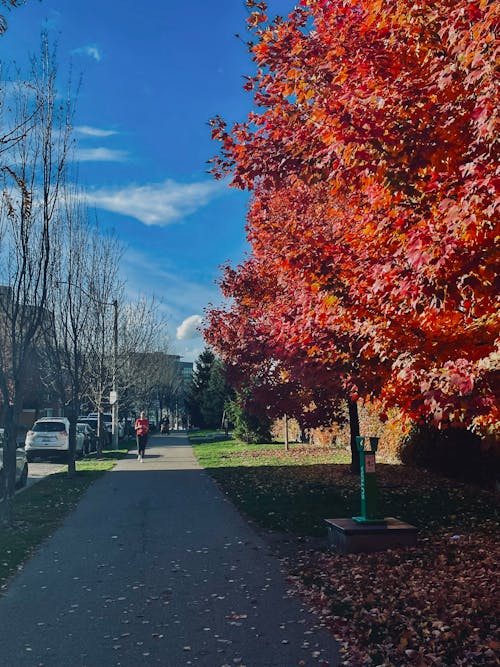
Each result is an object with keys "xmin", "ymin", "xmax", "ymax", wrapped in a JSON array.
[{"xmin": 96, "ymin": 296, "xmax": 119, "ymax": 449}]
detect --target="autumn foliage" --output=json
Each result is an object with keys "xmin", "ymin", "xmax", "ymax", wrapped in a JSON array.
[{"xmin": 205, "ymin": 0, "xmax": 499, "ymax": 435}]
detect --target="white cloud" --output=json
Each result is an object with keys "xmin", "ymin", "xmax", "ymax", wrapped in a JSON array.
[
  {"xmin": 120, "ymin": 250, "xmax": 223, "ymax": 360},
  {"xmin": 74, "ymin": 125, "xmax": 118, "ymax": 138},
  {"xmin": 176, "ymin": 315, "xmax": 203, "ymax": 341},
  {"xmin": 85, "ymin": 179, "xmax": 223, "ymax": 226},
  {"xmin": 76, "ymin": 147, "xmax": 129, "ymax": 162},
  {"xmin": 72, "ymin": 44, "xmax": 103, "ymax": 62}
]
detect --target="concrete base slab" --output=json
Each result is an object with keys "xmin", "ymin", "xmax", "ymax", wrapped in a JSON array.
[{"xmin": 325, "ymin": 516, "xmax": 418, "ymax": 553}]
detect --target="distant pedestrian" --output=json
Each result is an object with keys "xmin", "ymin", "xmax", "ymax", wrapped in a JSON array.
[
  {"xmin": 161, "ymin": 416, "xmax": 170, "ymax": 435},
  {"xmin": 134, "ymin": 411, "xmax": 149, "ymax": 461}
]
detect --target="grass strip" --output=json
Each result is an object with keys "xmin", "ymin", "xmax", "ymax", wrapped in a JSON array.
[
  {"xmin": 0, "ymin": 444, "xmax": 131, "ymax": 592},
  {"xmin": 191, "ymin": 435, "xmax": 498, "ymax": 535},
  {"xmin": 191, "ymin": 434, "xmax": 499, "ymax": 665}
]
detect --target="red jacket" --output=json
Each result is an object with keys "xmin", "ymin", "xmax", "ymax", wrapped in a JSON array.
[{"xmin": 135, "ymin": 418, "xmax": 149, "ymax": 436}]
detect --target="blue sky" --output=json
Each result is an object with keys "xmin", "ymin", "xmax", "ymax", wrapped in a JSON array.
[{"xmin": 1, "ymin": 0, "xmax": 294, "ymax": 361}]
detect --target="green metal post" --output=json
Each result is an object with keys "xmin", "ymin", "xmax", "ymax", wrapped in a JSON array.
[{"xmin": 353, "ymin": 436, "xmax": 385, "ymax": 524}]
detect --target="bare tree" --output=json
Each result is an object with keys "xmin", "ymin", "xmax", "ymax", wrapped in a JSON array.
[
  {"xmin": 154, "ymin": 344, "xmax": 184, "ymax": 423},
  {"xmin": 0, "ymin": 1, "xmax": 26, "ymax": 36},
  {"xmin": 41, "ymin": 190, "xmax": 117, "ymax": 474},
  {"xmin": 117, "ymin": 299, "xmax": 170, "ymax": 417},
  {"xmin": 82, "ymin": 229, "xmax": 123, "ymax": 455},
  {"xmin": 0, "ymin": 36, "xmax": 73, "ymax": 522}
]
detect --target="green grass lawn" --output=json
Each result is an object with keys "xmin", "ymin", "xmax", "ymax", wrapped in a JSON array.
[
  {"xmin": 0, "ymin": 443, "xmax": 132, "ymax": 592},
  {"xmin": 191, "ymin": 435, "xmax": 499, "ymax": 665},
  {"xmin": 192, "ymin": 436, "xmax": 497, "ymax": 536},
  {"xmin": 193, "ymin": 438, "xmax": 353, "ymax": 535},
  {"xmin": 187, "ymin": 429, "xmax": 231, "ymax": 444}
]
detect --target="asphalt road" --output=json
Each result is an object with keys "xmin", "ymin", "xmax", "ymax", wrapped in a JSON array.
[{"xmin": 0, "ymin": 433, "xmax": 339, "ymax": 667}]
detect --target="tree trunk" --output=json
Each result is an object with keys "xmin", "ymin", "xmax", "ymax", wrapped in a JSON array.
[
  {"xmin": 67, "ymin": 399, "xmax": 78, "ymax": 476},
  {"xmin": 96, "ymin": 406, "xmax": 103, "ymax": 457},
  {"xmin": 1, "ymin": 401, "xmax": 20, "ymax": 526},
  {"xmin": 284, "ymin": 414, "xmax": 289, "ymax": 451},
  {"xmin": 348, "ymin": 399, "xmax": 361, "ymax": 474}
]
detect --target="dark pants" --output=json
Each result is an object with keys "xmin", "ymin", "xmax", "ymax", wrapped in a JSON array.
[{"xmin": 137, "ymin": 433, "xmax": 148, "ymax": 456}]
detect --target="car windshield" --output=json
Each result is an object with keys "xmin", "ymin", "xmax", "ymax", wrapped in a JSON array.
[{"xmin": 33, "ymin": 422, "xmax": 66, "ymax": 432}]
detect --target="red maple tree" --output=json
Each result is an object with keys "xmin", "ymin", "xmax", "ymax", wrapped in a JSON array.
[{"xmin": 206, "ymin": 0, "xmax": 499, "ymax": 436}]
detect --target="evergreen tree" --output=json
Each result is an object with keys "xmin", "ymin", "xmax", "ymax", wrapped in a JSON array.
[
  {"xmin": 187, "ymin": 348, "xmax": 215, "ymax": 428},
  {"xmin": 201, "ymin": 358, "xmax": 234, "ymax": 429},
  {"xmin": 226, "ymin": 390, "xmax": 272, "ymax": 444},
  {"xmin": 188, "ymin": 349, "xmax": 235, "ymax": 429}
]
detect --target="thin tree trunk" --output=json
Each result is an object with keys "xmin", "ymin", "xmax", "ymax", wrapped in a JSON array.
[
  {"xmin": 67, "ymin": 398, "xmax": 78, "ymax": 476},
  {"xmin": 348, "ymin": 399, "xmax": 361, "ymax": 474},
  {"xmin": 96, "ymin": 406, "xmax": 103, "ymax": 457},
  {"xmin": 284, "ymin": 414, "xmax": 289, "ymax": 451},
  {"xmin": 1, "ymin": 400, "xmax": 20, "ymax": 526}
]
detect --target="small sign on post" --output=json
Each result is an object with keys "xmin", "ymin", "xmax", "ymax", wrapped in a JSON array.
[
  {"xmin": 109, "ymin": 390, "xmax": 118, "ymax": 405},
  {"xmin": 365, "ymin": 453, "xmax": 376, "ymax": 473}
]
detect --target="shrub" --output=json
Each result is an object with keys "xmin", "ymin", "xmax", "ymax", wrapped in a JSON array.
[
  {"xmin": 226, "ymin": 395, "xmax": 272, "ymax": 444},
  {"xmin": 399, "ymin": 423, "xmax": 499, "ymax": 487}
]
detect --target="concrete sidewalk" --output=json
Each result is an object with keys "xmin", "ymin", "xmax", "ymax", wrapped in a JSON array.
[{"xmin": 0, "ymin": 433, "xmax": 339, "ymax": 667}]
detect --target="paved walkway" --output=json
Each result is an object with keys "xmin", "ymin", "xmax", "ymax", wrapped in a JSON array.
[{"xmin": 0, "ymin": 433, "xmax": 339, "ymax": 667}]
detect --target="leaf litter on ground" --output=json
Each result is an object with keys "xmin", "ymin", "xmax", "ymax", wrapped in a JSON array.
[{"xmin": 194, "ymin": 440, "xmax": 500, "ymax": 666}]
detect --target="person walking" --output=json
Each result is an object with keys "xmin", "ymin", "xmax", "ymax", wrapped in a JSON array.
[
  {"xmin": 160, "ymin": 415, "xmax": 170, "ymax": 435},
  {"xmin": 134, "ymin": 411, "xmax": 149, "ymax": 461}
]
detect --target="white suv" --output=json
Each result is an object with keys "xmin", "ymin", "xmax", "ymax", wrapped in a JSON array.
[{"xmin": 25, "ymin": 417, "xmax": 85, "ymax": 462}]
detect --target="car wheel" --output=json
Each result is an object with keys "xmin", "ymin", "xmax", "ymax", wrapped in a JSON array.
[{"xmin": 16, "ymin": 463, "xmax": 28, "ymax": 488}]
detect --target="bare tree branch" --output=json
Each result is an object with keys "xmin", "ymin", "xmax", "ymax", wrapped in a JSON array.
[{"xmin": 0, "ymin": 34, "xmax": 73, "ymax": 522}]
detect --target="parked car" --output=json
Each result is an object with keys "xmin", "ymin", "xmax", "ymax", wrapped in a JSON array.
[
  {"xmin": 87, "ymin": 412, "xmax": 112, "ymax": 444},
  {"xmin": 87, "ymin": 413, "xmax": 124, "ymax": 441},
  {"xmin": 77, "ymin": 416, "xmax": 98, "ymax": 431},
  {"xmin": 76, "ymin": 422, "xmax": 97, "ymax": 455},
  {"xmin": 0, "ymin": 428, "xmax": 28, "ymax": 489},
  {"xmin": 25, "ymin": 417, "xmax": 85, "ymax": 462},
  {"xmin": 78, "ymin": 417, "xmax": 108, "ymax": 448}
]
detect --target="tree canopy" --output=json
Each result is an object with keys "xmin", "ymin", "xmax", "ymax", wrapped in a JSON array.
[{"xmin": 205, "ymin": 0, "xmax": 499, "ymax": 435}]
